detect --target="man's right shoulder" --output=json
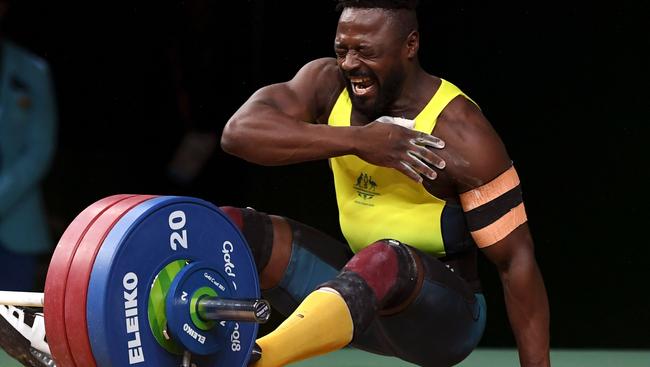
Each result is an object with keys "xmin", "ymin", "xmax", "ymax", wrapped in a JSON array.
[
  {"xmin": 297, "ymin": 58, "xmax": 342, "ymax": 86},
  {"xmin": 302, "ymin": 57, "xmax": 339, "ymax": 72},
  {"xmin": 295, "ymin": 58, "xmax": 345, "ymax": 123}
]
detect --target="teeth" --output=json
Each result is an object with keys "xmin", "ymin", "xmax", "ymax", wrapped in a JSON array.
[
  {"xmin": 350, "ymin": 77, "xmax": 370, "ymax": 84},
  {"xmin": 349, "ymin": 76, "xmax": 373, "ymax": 96},
  {"xmin": 352, "ymin": 83, "xmax": 368, "ymax": 95}
]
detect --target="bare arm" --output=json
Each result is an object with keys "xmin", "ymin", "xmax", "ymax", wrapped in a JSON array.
[
  {"xmin": 222, "ymin": 58, "xmax": 446, "ymax": 181},
  {"xmin": 221, "ymin": 58, "xmax": 358, "ymax": 166},
  {"xmin": 439, "ymin": 97, "xmax": 550, "ymax": 366},
  {"xmin": 482, "ymin": 226, "xmax": 550, "ymax": 367}
]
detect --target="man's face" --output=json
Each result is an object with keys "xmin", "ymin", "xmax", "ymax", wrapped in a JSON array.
[{"xmin": 335, "ymin": 8, "xmax": 408, "ymax": 119}]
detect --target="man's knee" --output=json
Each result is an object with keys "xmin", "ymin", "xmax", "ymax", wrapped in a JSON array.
[
  {"xmin": 343, "ymin": 240, "xmax": 401, "ymax": 302},
  {"xmin": 220, "ymin": 206, "xmax": 245, "ymax": 230},
  {"xmin": 219, "ymin": 206, "xmax": 292, "ymax": 289},
  {"xmin": 321, "ymin": 240, "xmax": 421, "ymax": 337},
  {"xmin": 345, "ymin": 240, "xmax": 420, "ymax": 308}
]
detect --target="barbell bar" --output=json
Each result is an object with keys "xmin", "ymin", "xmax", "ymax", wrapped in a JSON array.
[{"xmin": 0, "ymin": 291, "xmax": 270, "ymax": 324}]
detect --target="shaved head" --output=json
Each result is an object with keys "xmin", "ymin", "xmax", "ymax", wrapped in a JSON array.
[
  {"xmin": 336, "ymin": 0, "xmax": 419, "ymax": 39},
  {"xmin": 336, "ymin": 0, "xmax": 419, "ymax": 11}
]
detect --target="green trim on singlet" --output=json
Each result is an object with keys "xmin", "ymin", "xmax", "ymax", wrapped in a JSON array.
[{"xmin": 328, "ymin": 79, "xmax": 475, "ymax": 256}]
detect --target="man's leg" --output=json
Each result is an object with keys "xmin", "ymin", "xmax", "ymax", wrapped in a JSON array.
[
  {"xmin": 253, "ymin": 287, "xmax": 354, "ymax": 367},
  {"xmin": 350, "ymin": 245, "xmax": 487, "ymax": 367},
  {"xmin": 219, "ymin": 207, "xmax": 352, "ymax": 302},
  {"xmin": 251, "ymin": 239, "xmax": 486, "ymax": 367},
  {"xmin": 220, "ymin": 207, "xmax": 354, "ymax": 366},
  {"xmin": 219, "ymin": 206, "xmax": 286, "ymax": 289},
  {"xmin": 249, "ymin": 239, "xmax": 421, "ymax": 366}
]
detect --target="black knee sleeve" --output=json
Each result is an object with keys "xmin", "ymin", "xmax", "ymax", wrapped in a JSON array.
[
  {"xmin": 220, "ymin": 207, "xmax": 273, "ymax": 273},
  {"xmin": 376, "ymin": 240, "xmax": 420, "ymax": 313},
  {"xmin": 321, "ymin": 272, "xmax": 377, "ymax": 339},
  {"xmin": 321, "ymin": 240, "xmax": 422, "ymax": 339}
]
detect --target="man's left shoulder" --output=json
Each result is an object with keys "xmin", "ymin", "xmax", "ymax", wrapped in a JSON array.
[
  {"xmin": 438, "ymin": 93, "xmax": 493, "ymax": 142},
  {"xmin": 434, "ymin": 90, "xmax": 511, "ymax": 189}
]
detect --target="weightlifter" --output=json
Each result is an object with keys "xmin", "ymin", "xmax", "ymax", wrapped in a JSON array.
[
  {"xmin": 220, "ymin": 0, "xmax": 550, "ymax": 366},
  {"xmin": 0, "ymin": 1, "xmax": 550, "ymax": 367}
]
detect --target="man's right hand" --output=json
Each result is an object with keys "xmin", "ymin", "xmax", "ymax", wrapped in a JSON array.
[{"xmin": 355, "ymin": 121, "xmax": 446, "ymax": 182}]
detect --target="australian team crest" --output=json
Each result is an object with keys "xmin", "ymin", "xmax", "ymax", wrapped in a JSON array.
[{"xmin": 354, "ymin": 172, "xmax": 380, "ymax": 200}]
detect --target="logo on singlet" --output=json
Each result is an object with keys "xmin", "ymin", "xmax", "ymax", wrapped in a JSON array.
[{"xmin": 353, "ymin": 172, "xmax": 381, "ymax": 201}]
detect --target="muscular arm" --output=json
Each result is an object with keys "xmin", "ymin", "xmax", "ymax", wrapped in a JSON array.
[
  {"xmin": 222, "ymin": 58, "xmax": 445, "ymax": 181},
  {"xmin": 438, "ymin": 97, "xmax": 550, "ymax": 366},
  {"xmin": 221, "ymin": 58, "xmax": 357, "ymax": 166},
  {"xmin": 482, "ymin": 225, "xmax": 550, "ymax": 367}
]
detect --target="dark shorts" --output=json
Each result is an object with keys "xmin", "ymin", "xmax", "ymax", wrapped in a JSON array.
[{"xmin": 263, "ymin": 241, "xmax": 486, "ymax": 367}]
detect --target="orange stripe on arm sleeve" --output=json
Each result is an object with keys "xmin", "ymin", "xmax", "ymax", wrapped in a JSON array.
[
  {"xmin": 460, "ymin": 166, "xmax": 520, "ymax": 211},
  {"xmin": 470, "ymin": 203, "xmax": 528, "ymax": 247},
  {"xmin": 459, "ymin": 166, "xmax": 528, "ymax": 248}
]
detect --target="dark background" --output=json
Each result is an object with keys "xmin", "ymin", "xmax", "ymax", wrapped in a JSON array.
[{"xmin": 3, "ymin": 0, "xmax": 648, "ymax": 349}]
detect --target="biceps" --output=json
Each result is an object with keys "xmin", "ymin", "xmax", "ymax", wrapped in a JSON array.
[{"xmin": 251, "ymin": 83, "xmax": 319, "ymax": 123}]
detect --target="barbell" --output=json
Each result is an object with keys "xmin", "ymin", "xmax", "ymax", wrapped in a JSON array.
[{"xmin": 0, "ymin": 194, "xmax": 272, "ymax": 367}]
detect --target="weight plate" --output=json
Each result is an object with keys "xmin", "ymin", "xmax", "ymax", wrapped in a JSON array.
[
  {"xmin": 165, "ymin": 261, "xmax": 232, "ymax": 355},
  {"xmin": 148, "ymin": 259, "xmax": 187, "ymax": 355},
  {"xmin": 86, "ymin": 196, "xmax": 259, "ymax": 367},
  {"xmin": 65, "ymin": 195, "xmax": 156, "ymax": 367},
  {"xmin": 44, "ymin": 194, "xmax": 135, "ymax": 367}
]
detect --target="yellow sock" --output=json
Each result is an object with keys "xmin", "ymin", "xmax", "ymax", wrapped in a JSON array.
[{"xmin": 252, "ymin": 289, "xmax": 353, "ymax": 367}]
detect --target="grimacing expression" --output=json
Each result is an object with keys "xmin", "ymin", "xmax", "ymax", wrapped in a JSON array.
[{"xmin": 335, "ymin": 8, "xmax": 409, "ymax": 119}]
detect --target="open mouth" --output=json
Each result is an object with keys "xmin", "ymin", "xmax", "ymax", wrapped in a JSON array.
[{"xmin": 349, "ymin": 76, "xmax": 376, "ymax": 96}]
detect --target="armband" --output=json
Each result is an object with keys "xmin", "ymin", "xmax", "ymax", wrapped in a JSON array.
[{"xmin": 460, "ymin": 166, "xmax": 528, "ymax": 247}]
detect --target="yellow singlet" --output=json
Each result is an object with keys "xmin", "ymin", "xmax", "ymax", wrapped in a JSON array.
[{"xmin": 328, "ymin": 79, "xmax": 475, "ymax": 257}]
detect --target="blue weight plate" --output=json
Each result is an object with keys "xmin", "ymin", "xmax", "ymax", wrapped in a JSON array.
[
  {"xmin": 86, "ymin": 196, "xmax": 259, "ymax": 367},
  {"xmin": 166, "ymin": 262, "xmax": 235, "ymax": 356}
]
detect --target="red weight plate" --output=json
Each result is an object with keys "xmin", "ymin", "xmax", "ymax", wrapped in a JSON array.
[
  {"xmin": 44, "ymin": 195, "xmax": 135, "ymax": 367},
  {"xmin": 65, "ymin": 194, "xmax": 157, "ymax": 367}
]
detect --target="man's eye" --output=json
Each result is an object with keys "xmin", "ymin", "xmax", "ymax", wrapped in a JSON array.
[
  {"xmin": 359, "ymin": 48, "xmax": 374, "ymax": 57},
  {"xmin": 335, "ymin": 49, "xmax": 347, "ymax": 58}
]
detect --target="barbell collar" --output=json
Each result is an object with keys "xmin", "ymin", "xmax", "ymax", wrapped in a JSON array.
[{"xmin": 197, "ymin": 297, "xmax": 271, "ymax": 324}]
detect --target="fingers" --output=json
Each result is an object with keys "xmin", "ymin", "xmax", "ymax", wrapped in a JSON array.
[
  {"xmin": 398, "ymin": 135, "xmax": 446, "ymax": 182},
  {"xmin": 411, "ymin": 133, "xmax": 445, "ymax": 149},
  {"xmin": 360, "ymin": 122, "xmax": 447, "ymax": 182},
  {"xmin": 398, "ymin": 134, "xmax": 446, "ymax": 183},
  {"xmin": 409, "ymin": 145, "xmax": 446, "ymax": 169},
  {"xmin": 393, "ymin": 152, "xmax": 443, "ymax": 183},
  {"xmin": 399, "ymin": 161, "xmax": 426, "ymax": 183},
  {"xmin": 404, "ymin": 151, "xmax": 436, "ymax": 180}
]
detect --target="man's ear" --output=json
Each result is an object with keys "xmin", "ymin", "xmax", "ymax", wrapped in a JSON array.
[{"xmin": 406, "ymin": 30, "xmax": 419, "ymax": 59}]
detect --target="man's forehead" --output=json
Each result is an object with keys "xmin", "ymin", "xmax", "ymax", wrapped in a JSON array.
[
  {"xmin": 340, "ymin": 7, "xmax": 395, "ymax": 24},
  {"xmin": 337, "ymin": 8, "xmax": 394, "ymax": 34}
]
